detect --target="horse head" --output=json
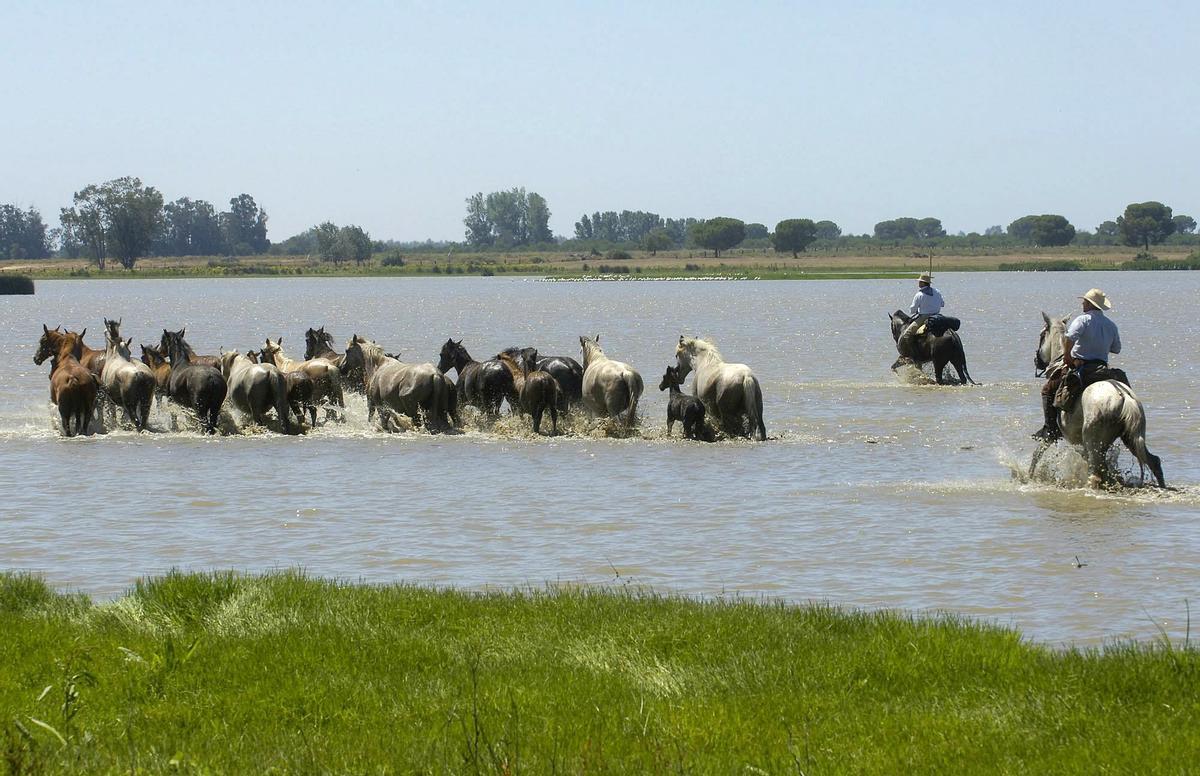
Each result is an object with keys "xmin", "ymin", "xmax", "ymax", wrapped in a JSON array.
[
  {"xmin": 659, "ymin": 364, "xmax": 684, "ymax": 391},
  {"xmin": 580, "ymin": 335, "xmax": 603, "ymax": 367},
  {"xmin": 438, "ymin": 338, "xmax": 467, "ymax": 373},
  {"xmin": 260, "ymin": 337, "xmax": 284, "ymax": 366},
  {"xmin": 675, "ymin": 336, "xmax": 719, "ymax": 380},
  {"xmin": 518, "ymin": 347, "xmax": 539, "ymax": 373},
  {"xmin": 889, "ymin": 311, "xmax": 911, "ymax": 343},
  {"xmin": 1035, "ymin": 312, "xmax": 1071, "ymax": 375},
  {"xmin": 141, "ymin": 344, "xmax": 167, "ymax": 370},
  {"xmin": 34, "ymin": 324, "xmax": 64, "ymax": 365},
  {"xmin": 245, "ymin": 350, "xmax": 259, "ymax": 363}
]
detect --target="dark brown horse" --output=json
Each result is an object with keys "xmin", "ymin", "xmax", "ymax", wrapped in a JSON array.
[
  {"xmin": 140, "ymin": 344, "xmax": 172, "ymax": 407},
  {"xmin": 498, "ymin": 349, "xmax": 559, "ymax": 435},
  {"xmin": 34, "ymin": 325, "xmax": 98, "ymax": 437},
  {"xmin": 161, "ymin": 329, "xmax": 227, "ymax": 434},
  {"xmin": 437, "ymin": 339, "xmax": 514, "ymax": 416},
  {"xmin": 160, "ymin": 328, "xmax": 220, "ymax": 369}
]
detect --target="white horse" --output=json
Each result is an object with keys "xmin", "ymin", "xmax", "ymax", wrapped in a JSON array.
[
  {"xmin": 1031, "ymin": 312, "xmax": 1164, "ymax": 488},
  {"xmin": 101, "ymin": 318, "xmax": 155, "ymax": 431},
  {"xmin": 579, "ymin": 335, "xmax": 643, "ymax": 430},
  {"xmin": 261, "ymin": 337, "xmax": 345, "ymax": 422},
  {"xmin": 219, "ymin": 350, "xmax": 294, "ymax": 433},
  {"xmin": 344, "ymin": 335, "xmax": 456, "ymax": 432},
  {"xmin": 675, "ymin": 336, "xmax": 766, "ymax": 441}
]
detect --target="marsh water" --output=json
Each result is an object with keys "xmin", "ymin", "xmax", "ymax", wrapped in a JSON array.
[{"xmin": 2, "ymin": 274, "xmax": 1197, "ymax": 645}]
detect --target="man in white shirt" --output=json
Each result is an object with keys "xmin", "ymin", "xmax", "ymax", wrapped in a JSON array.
[
  {"xmin": 896, "ymin": 272, "xmax": 944, "ymax": 358},
  {"xmin": 1032, "ymin": 288, "xmax": 1123, "ymax": 441}
]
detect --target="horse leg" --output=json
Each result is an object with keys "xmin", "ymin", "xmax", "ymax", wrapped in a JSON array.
[
  {"xmin": 1028, "ymin": 440, "xmax": 1054, "ymax": 479},
  {"xmin": 1123, "ymin": 431, "xmax": 1166, "ymax": 488},
  {"xmin": 549, "ymin": 403, "xmax": 558, "ymax": 436},
  {"xmin": 531, "ymin": 404, "xmax": 543, "ymax": 434}
]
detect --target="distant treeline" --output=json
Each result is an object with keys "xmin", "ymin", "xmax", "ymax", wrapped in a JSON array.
[{"xmin": 3, "ymin": 180, "xmax": 1197, "ymax": 268}]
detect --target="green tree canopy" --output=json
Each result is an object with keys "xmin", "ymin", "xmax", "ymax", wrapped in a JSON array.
[
  {"xmin": 1117, "ymin": 201, "xmax": 1175, "ymax": 250},
  {"xmin": 336, "ymin": 225, "xmax": 373, "ymax": 265},
  {"xmin": 642, "ymin": 227, "xmax": 672, "ymax": 255},
  {"xmin": 691, "ymin": 218, "xmax": 745, "ymax": 257},
  {"xmin": 221, "ymin": 194, "xmax": 270, "ymax": 254},
  {"xmin": 59, "ymin": 184, "xmax": 109, "ymax": 269},
  {"xmin": 814, "ymin": 220, "xmax": 841, "ymax": 240},
  {"xmin": 1008, "ymin": 214, "xmax": 1075, "ymax": 246},
  {"xmin": 1172, "ymin": 214, "xmax": 1196, "ymax": 234},
  {"xmin": 772, "ymin": 219, "xmax": 818, "ymax": 257},
  {"xmin": 160, "ymin": 197, "xmax": 223, "ymax": 256},
  {"xmin": 0, "ymin": 204, "xmax": 50, "ymax": 260},
  {"xmin": 464, "ymin": 188, "xmax": 552, "ymax": 248},
  {"xmin": 744, "ymin": 222, "xmax": 769, "ymax": 240}
]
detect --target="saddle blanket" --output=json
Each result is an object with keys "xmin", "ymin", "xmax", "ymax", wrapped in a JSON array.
[{"xmin": 915, "ymin": 315, "xmax": 960, "ymax": 336}]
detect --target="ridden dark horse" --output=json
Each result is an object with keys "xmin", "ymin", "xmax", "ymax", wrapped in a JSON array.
[
  {"xmin": 305, "ymin": 326, "xmax": 362, "ymax": 393},
  {"xmin": 510, "ymin": 346, "xmax": 584, "ymax": 413},
  {"xmin": 889, "ymin": 311, "xmax": 978, "ymax": 385},
  {"xmin": 437, "ymin": 338, "xmax": 515, "ymax": 416},
  {"xmin": 161, "ymin": 329, "xmax": 227, "ymax": 433},
  {"xmin": 34, "ymin": 325, "xmax": 99, "ymax": 437}
]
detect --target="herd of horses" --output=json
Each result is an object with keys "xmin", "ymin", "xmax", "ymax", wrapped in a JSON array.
[
  {"xmin": 30, "ymin": 311, "xmax": 1166, "ymax": 489},
  {"xmin": 32, "ymin": 322, "xmax": 769, "ymax": 443}
]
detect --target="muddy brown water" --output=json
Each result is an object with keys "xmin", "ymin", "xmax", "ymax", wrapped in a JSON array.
[{"xmin": 2, "ymin": 274, "xmax": 1197, "ymax": 645}]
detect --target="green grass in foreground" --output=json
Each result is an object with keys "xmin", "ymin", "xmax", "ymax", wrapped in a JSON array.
[{"xmin": 1, "ymin": 572, "xmax": 1196, "ymax": 773}]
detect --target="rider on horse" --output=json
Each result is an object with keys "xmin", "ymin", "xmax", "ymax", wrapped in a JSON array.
[
  {"xmin": 1032, "ymin": 288, "xmax": 1126, "ymax": 442},
  {"xmin": 897, "ymin": 272, "xmax": 951, "ymax": 358}
]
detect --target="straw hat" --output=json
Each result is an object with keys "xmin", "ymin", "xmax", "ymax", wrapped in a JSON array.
[
  {"xmin": 1079, "ymin": 288, "xmax": 1113, "ymax": 311},
  {"xmin": 917, "ymin": 272, "xmax": 933, "ymax": 284}
]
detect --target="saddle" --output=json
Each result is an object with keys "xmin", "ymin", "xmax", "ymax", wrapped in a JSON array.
[
  {"xmin": 1053, "ymin": 364, "xmax": 1131, "ymax": 411},
  {"xmin": 916, "ymin": 315, "xmax": 960, "ymax": 337}
]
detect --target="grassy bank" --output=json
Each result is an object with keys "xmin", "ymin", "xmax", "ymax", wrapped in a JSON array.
[
  {"xmin": 1, "ymin": 572, "xmax": 1195, "ymax": 773},
  {"xmin": 2, "ymin": 246, "xmax": 1196, "ymax": 281}
]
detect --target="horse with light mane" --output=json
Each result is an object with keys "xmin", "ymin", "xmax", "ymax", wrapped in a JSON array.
[
  {"xmin": 260, "ymin": 337, "xmax": 345, "ymax": 422},
  {"xmin": 100, "ymin": 318, "xmax": 154, "ymax": 431},
  {"xmin": 33, "ymin": 325, "xmax": 98, "ymax": 437},
  {"xmin": 1031, "ymin": 312, "xmax": 1164, "ymax": 488},
  {"xmin": 220, "ymin": 349, "xmax": 295, "ymax": 434},
  {"xmin": 579, "ymin": 335, "xmax": 642, "ymax": 430},
  {"xmin": 675, "ymin": 336, "xmax": 766, "ymax": 441},
  {"xmin": 345, "ymin": 335, "xmax": 456, "ymax": 432},
  {"xmin": 498, "ymin": 349, "xmax": 559, "ymax": 435}
]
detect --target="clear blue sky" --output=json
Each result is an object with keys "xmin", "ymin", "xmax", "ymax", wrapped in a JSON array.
[{"xmin": 2, "ymin": 1, "xmax": 1196, "ymax": 241}]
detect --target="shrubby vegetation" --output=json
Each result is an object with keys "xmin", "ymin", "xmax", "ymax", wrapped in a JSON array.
[{"xmin": 0, "ymin": 274, "xmax": 35, "ymax": 293}]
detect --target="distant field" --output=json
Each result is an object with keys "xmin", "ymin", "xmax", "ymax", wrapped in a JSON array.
[{"xmin": 1, "ymin": 245, "xmax": 1194, "ymax": 280}]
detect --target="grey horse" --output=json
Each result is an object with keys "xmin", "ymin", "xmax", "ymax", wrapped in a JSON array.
[
  {"xmin": 1030, "ymin": 312, "xmax": 1164, "ymax": 488},
  {"xmin": 344, "ymin": 335, "xmax": 456, "ymax": 432},
  {"xmin": 219, "ymin": 350, "xmax": 295, "ymax": 434}
]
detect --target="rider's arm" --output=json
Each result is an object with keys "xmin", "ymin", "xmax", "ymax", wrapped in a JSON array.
[
  {"xmin": 1110, "ymin": 327, "xmax": 1121, "ymax": 355},
  {"xmin": 1061, "ymin": 334, "xmax": 1076, "ymax": 367},
  {"xmin": 909, "ymin": 293, "xmax": 920, "ymax": 316}
]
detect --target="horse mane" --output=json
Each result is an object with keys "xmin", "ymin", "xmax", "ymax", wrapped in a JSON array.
[
  {"xmin": 681, "ymin": 336, "xmax": 723, "ymax": 362},
  {"xmin": 497, "ymin": 350, "xmax": 526, "ymax": 377}
]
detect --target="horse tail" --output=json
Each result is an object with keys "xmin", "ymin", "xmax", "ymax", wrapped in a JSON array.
[
  {"xmin": 269, "ymin": 369, "xmax": 292, "ymax": 434},
  {"xmin": 622, "ymin": 371, "xmax": 642, "ymax": 430},
  {"xmin": 1116, "ymin": 386, "xmax": 1166, "ymax": 487},
  {"xmin": 952, "ymin": 332, "xmax": 980, "ymax": 385},
  {"xmin": 744, "ymin": 374, "xmax": 766, "ymax": 441}
]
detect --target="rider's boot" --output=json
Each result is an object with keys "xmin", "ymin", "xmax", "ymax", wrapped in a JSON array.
[{"xmin": 1031, "ymin": 392, "xmax": 1061, "ymax": 442}]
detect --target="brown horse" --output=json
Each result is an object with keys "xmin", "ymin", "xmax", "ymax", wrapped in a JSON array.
[
  {"xmin": 34, "ymin": 325, "xmax": 98, "ymax": 437},
  {"xmin": 498, "ymin": 349, "xmax": 560, "ymax": 435},
  {"xmin": 140, "ymin": 344, "xmax": 172, "ymax": 408}
]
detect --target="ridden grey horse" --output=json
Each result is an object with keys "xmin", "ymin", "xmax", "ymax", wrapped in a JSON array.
[
  {"xmin": 1030, "ymin": 312, "xmax": 1165, "ymax": 488},
  {"xmin": 101, "ymin": 318, "xmax": 155, "ymax": 432},
  {"xmin": 219, "ymin": 350, "xmax": 295, "ymax": 434},
  {"xmin": 674, "ymin": 336, "xmax": 766, "ymax": 440},
  {"xmin": 889, "ymin": 311, "xmax": 978, "ymax": 385},
  {"xmin": 344, "ymin": 335, "xmax": 456, "ymax": 432},
  {"xmin": 579, "ymin": 335, "xmax": 643, "ymax": 430}
]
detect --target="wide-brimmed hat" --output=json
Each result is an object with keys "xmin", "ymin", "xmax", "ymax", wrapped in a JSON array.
[
  {"xmin": 917, "ymin": 272, "xmax": 933, "ymax": 284},
  {"xmin": 1079, "ymin": 288, "xmax": 1113, "ymax": 311}
]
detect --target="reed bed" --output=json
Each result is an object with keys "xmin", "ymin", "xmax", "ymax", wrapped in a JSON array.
[{"xmin": 1, "ymin": 570, "xmax": 1196, "ymax": 773}]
